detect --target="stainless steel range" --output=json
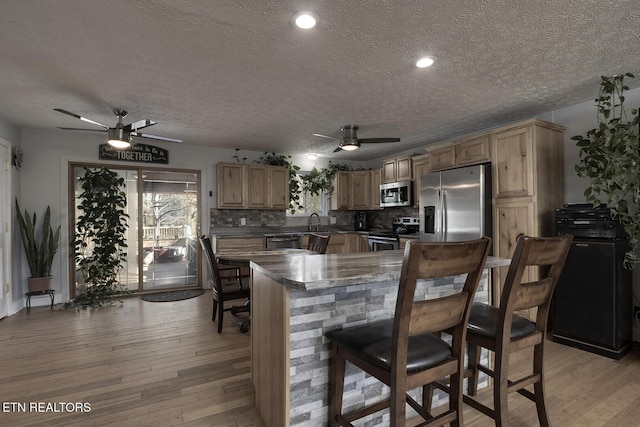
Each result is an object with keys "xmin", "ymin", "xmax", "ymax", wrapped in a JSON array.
[{"xmin": 367, "ymin": 217, "xmax": 419, "ymax": 251}]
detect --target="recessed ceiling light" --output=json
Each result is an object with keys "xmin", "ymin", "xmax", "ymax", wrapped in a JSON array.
[
  {"xmin": 292, "ymin": 12, "xmax": 318, "ymax": 29},
  {"xmin": 415, "ymin": 56, "xmax": 435, "ymax": 68},
  {"xmin": 307, "ymin": 153, "xmax": 318, "ymax": 160}
]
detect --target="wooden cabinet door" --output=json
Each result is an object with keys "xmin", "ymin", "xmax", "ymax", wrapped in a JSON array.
[
  {"xmin": 269, "ymin": 166, "xmax": 289, "ymax": 209},
  {"xmin": 492, "ymin": 198, "xmax": 536, "ymax": 306},
  {"xmin": 217, "ymin": 163, "xmax": 246, "ymax": 208},
  {"xmin": 350, "ymin": 171, "xmax": 371, "ymax": 210},
  {"xmin": 371, "ymin": 169, "xmax": 382, "ymax": 209},
  {"xmin": 382, "ymin": 159, "xmax": 397, "ymax": 183},
  {"xmin": 412, "ymin": 155, "xmax": 429, "ymax": 207},
  {"xmin": 396, "ymin": 156, "xmax": 412, "ymax": 181},
  {"xmin": 492, "ymin": 126, "xmax": 534, "ymax": 198},
  {"xmin": 326, "ymin": 233, "xmax": 346, "ymax": 254},
  {"xmin": 247, "ymin": 165, "xmax": 269, "ymax": 208},
  {"xmin": 428, "ymin": 146, "xmax": 457, "ymax": 172},
  {"xmin": 330, "ymin": 171, "xmax": 351, "ymax": 210},
  {"xmin": 458, "ymin": 135, "xmax": 490, "ymax": 166}
]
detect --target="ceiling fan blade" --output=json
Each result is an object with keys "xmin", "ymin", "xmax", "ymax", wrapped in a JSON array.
[
  {"xmin": 312, "ymin": 133, "xmax": 338, "ymax": 140},
  {"xmin": 333, "ymin": 147, "xmax": 342, "ymax": 152},
  {"xmin": 57, "ymin": 127, "xmax": 106, "ymax": 132},
  {"xmin": 131, "ymin": 132, "xmax": 183, "ymax": 144},
  {"xmin": 359, "ymin": 138, "xmax": 401, "ymax": 143},
  {"xmin": 126, "ymin": 119, "xmax": 157, "ymax": 131},
  {"xmin": 54, "ymin": 108, "xmax": 110, "ymax": 129}
]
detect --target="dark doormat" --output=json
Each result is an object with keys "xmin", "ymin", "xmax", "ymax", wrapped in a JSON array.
[{"xmin": 141, "ymin": 289, "xmax": 205, "ymax": 302}]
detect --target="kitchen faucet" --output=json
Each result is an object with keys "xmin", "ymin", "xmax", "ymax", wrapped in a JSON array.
[{"xmin": 308, "ymin": 213, "xmax": 321, "ymax": 232}]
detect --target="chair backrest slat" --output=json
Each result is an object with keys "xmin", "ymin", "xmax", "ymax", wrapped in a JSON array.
[
  {"xmin": 307, "ymin": 233, "xmax": 330, "ymax": 254},
  {"xmin": 409, "ymin": 292, "xmax": 469, "ymax": 335}
]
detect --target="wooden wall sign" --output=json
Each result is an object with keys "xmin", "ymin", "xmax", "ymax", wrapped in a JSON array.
[{"xmin": 99, "ymin": 143, "xmax": 169, "ymax": 164}]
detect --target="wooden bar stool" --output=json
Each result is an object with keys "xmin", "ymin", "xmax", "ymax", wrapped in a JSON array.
[
  {"xmin": 463, "ymin": 234, "xmax": 572, "ymax": 426},
  {"xmin": 307, "ymin": 233, "xmax": 330, "ymax": 254},
  {"xmin": 326, "ymin": 237, "xmax": 491, "ymax": 427}
]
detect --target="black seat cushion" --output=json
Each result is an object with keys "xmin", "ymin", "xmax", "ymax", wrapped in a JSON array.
[
  {"xmin": 467, "ymin": 302, "xmax": 536, "ymax": 340},
  {"xmin": 326, "ymin": 320, "xmax": 452, "ymax": 374}
]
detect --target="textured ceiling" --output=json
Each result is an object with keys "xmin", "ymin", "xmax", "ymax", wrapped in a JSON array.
[{"xmin": 1, "ymin": 0, "xmax": 639, "ymax": 161}]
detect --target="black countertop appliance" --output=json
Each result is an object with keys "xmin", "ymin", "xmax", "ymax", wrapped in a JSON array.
[{"xmin": 354, "ymin": 211, "xmax": 369, "ymax": 231}]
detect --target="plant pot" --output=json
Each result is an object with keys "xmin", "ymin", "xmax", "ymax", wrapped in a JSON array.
[{"xmin": 27, "ymin": 276, "xmax": 53, "ymax": 293}]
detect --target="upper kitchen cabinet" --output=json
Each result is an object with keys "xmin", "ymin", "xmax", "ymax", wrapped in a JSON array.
[
  {"xmin": 330, "ymin": 170, "xmax": 380, "ymax": 211},
  {"xmin": 427, "ymin": 134, "xmax": 490, "ymax": 172},
  {"xmin": 350, "ymin": 170, "xmax": 373, "ymax": 210},
  {"xmin": 217, "ymin": 163, "xmax": 246, "ymax": 208},
  {"xmin": 371, "ymin": 169, "xmax": 382, "ymax": 210},
  {"xmin": 427, "ymin": 145, "xmax": 456, "ymax": 172},
  {"xmin": 330, "ymin": 171, "xmax": 351, "ymax": 210},
  {"xmin": 382, "ymin": 156, "xmax": 412, "ymax": 183},
  {"xmin": 411, "ymin": 154, "xmax": 429, "ymax": 207},
  {"xmin": 491, "ymin": 119, "xmax": 564, "ymax": 202},
  {"xmin": 217, "ymin": 162, "xmax": 289, "ymax": 210},
  {"xmin": 269, "ymin": 166, "xmax": 289, "ymax": 210}
]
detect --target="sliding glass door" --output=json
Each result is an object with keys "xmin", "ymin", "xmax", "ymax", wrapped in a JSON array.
[
  {"xmin": 141, "ymin": 170, "xmax": 198, "ymax": 290},
  {"xmin": 70, "ymin": 164, "xmax": 200, "ymax": 296}
]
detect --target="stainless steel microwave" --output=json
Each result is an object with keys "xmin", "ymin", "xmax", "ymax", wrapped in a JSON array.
[{"xmin": 380, "ymin": 180, "xmax": 412, "ymax": 207}]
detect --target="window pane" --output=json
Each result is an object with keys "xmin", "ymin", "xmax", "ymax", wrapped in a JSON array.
[{"xmin": 287, "ymin": 173, "xmax": 326, "ymax": 215}]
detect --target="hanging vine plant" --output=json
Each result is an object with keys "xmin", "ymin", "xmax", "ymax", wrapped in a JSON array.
[
  {"xmin": 73, "ymin": 167, "xmax": 130, "ymax": 308},
  {"xmin": 255, "ymin": 152, "xmax": 302, "ymax": 212},
  {"xmin": 301, "ymin": 162, "xmax": 355, "ymax": 196},
  {"xmin": 572, "ymin": 73, "xmax": 640, "ymax": 269}
]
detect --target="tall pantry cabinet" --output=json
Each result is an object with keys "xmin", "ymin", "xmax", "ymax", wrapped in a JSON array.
[{"xmin": 491, "ymin": 119, "xmax": 565, "ymax": 308}]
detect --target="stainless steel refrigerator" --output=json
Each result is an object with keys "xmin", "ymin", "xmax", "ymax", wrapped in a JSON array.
[{"xmin": 419, "ymin": 163, "xmax": 492, "ymax": 242}]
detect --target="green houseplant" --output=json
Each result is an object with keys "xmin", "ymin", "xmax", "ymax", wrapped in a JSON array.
[
  {"xmin": 572, "ymin": 73, "xmax": 640, "ymax": 269},
  {"xmin": 301, "ymin": 162, "xmax": 357, "ymax": 197},
  {"xmin": 15, "ymin": 199, "xmax": 61, "ymax": 292},
  {"xmin": 73, "ymin": 167, "xmax": 130, "ymax": 308}
]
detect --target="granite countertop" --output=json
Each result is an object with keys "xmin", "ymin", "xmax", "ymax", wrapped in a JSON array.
[
  {"xmin": 210, "ymin": 226, "xmax": 365, "ymax": 238},
  {"xmin": 250, "ymin": 251, "xmax": 510, "ymax": 291}
]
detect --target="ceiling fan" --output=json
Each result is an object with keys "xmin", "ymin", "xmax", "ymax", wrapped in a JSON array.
[
  {"xmin": 54, "ymin": 108, "xmax": 183, "ymax": 148},
  {"xmin": 313, "ymin": 125, "xmax": 400, "ymax": 152}
]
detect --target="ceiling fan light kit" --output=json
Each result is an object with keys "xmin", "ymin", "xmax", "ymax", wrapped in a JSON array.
[
  {"xmin": 339, "ymin": 138, "xmax": 360, "ymax": 151},
  {"xmin": 55, "ymin": 107, "xmax": 182, "ymax": 148},
  {"xmin": 314, "ymin": 124, "xmax": 400, "ymax": 152},
  {"xmin": 107, "ymin": 128, "xmax": 131, "ymax": 148}
]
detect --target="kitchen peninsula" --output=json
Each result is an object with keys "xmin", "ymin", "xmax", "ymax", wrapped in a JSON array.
[{"xmin": 249, "ymin": 249, "xmax": 510, "ymax": 427}]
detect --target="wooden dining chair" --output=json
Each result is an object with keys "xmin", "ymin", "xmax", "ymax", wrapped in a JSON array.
[
  {"xmin": 199, "ymin": 236, "xmax": 250, "ymax": 333},
  {"xmin": 307, "ymin": 233, "xmax": 330, "ymax": 254},
  {"xmin": 326, "ymin": 237, "xmax": 491, "ymax": 427},
  {"xmin": 463, "ymin": 234, "xmax": 572, "ymax": 427}
]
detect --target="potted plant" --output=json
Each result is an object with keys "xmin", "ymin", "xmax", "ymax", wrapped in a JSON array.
[
  {"xmin": 572, "ymin": 73, "xmax": 640, "ymax": 269},
  {"xmin": 15, "ymin": 198, "xmax": 61, "ymax": 292},
  {"xmin": 73, "ymin": 167, "xmax": 130, "ymax": 308}
]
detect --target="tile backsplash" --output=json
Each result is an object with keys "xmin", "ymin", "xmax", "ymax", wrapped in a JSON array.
[{"xmin": 209, "ymin": 206, "xmax": 419, "ymax": 230}]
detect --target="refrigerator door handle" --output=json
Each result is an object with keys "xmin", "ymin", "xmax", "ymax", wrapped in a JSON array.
[
  {"xmin": 434, "ymin": 190, "xmax": 441, "ymax": 239},
  {"xmin": 440, "ymin": 190, "xmax": 446, "ymax": 241},
  {"xmin": 435, "ymin": 189, "xmax": 446, "ymax": 241}
]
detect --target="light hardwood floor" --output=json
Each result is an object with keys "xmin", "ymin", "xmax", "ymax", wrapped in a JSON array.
[{"xmin": 0, "ymin": 292, "xmax": 638, "ymax": 426}]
